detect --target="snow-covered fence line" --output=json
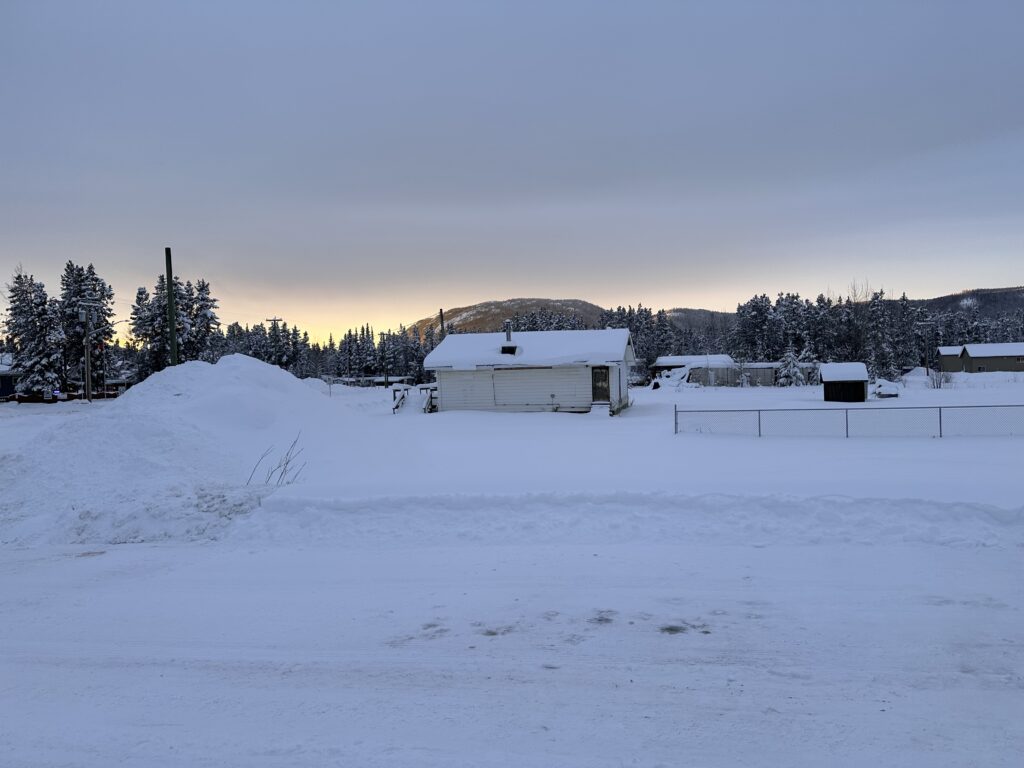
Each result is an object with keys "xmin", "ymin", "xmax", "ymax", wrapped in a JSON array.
[{"xmin": 673, "ymin": 404, "xmax": 1024, "ymax": 438}]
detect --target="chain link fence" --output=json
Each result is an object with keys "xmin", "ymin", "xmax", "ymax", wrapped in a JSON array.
[{"xmin": 673, "ymin": 404, "xmax": 1024, "ymax": 438}]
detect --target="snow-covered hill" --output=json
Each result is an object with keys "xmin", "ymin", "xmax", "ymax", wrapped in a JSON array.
[{"xmin": 411, "ymin": 298, "xmax": 606, "ymax": 334}]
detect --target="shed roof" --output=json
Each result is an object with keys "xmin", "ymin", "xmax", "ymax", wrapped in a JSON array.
[
  {"xmin": 937, "ymin": 346, "xmax": 963, "ymax": 356},
  {"xmin": 961, "ymin": 343, "xmax": 1024, "ymax": 358},
  {"xmin": 652, "ymin": 354, "xmax": 734, "ymax": 368},
  {"xmin": 819, "ymin": 362, "xmax": 869, "ymax": 382},
  {"xmin": 424, "ymin": 329, "xmax": 635, "ymax": 370}
]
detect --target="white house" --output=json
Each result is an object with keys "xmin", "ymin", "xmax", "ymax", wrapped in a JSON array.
[{"xmin": 423, "ymin": 327, "xmax": 635, "ymax": 414}]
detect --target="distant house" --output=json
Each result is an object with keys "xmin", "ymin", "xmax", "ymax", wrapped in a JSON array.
[
  {"xmin": 958, "ymin": 343, "xmax": 1024, "ymax": 373},
  {"xmin": 820, "ymin": 362, "xmax": 869, "ymax": 403},
  {"xmin": 937, "ymin": 346, "xmax": 965, "ymax": 373},
  {"xmin": 423, "ymin": 327, "xmax": 635, "ymax": 414}
]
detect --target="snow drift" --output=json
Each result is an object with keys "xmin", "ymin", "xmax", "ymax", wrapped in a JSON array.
[
  {"xmin": 0, "ymin": 355, "xmax": 326, "ymax": 545},
  {"xmin": 2, "ymin": 354, "xmax": 1023, "ymax": 548}
]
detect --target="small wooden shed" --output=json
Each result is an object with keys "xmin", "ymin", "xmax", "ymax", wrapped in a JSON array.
[
  {"xmin": 0, "ymin": 354, "xmax": 20, "ymax": 399},
  {"xmin": 423, "ymin": 328, "xmax": 635, "ymax": 415},
  {"xmin": 820, "ymin": 362, "xmax": 868, "ymax": 403}
]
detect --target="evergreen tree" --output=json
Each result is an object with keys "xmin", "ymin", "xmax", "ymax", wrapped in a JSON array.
[
  {"xmin": 798, "ymin": 343, "xmax": 820, "ymax": 385},
  {"xmin": 4, "ymin": 270, "xmax": 65, "ymax": 395},
  {"xmin": 776, "ymin": 342, "xmax": 805, "ymax": 387},
  {"xmin": 866, "ymin": 290, "xmax": 899, "ymax": 380}
]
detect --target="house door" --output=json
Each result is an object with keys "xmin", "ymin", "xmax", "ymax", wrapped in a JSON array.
[{"xmin": 591, "ymin": 366, "xmax": 610, "ymax": 402}]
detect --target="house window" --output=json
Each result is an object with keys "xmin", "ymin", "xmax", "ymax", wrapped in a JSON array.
[
  {"xmin": 976, "ymin": 366, "xmax": 986, "ymax": 372},
  {"xmin": 1017, "ymin": 357, "xmax": 1024, "ymax": 363}
]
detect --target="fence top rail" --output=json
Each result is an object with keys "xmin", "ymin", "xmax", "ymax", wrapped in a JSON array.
[{"xmin": 673, "ymin": 404, "xmax": 1024, "ymax": 414}]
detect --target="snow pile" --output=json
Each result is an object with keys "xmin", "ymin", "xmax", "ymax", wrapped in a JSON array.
[
  {"xmin": 3, "ymin": 354, "xmax": 1023, "ymax": 547},
  {"xmin": 0, "ymin": 355, "xmax": 327, "ymax": 546},
  {"xmin": 239, "ymin": 490, "xmax": 1024, "ymax": 549}
]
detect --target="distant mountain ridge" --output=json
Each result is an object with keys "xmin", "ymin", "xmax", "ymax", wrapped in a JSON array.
[
  {"xmin": 911, "ymin": 286, "xmax": 1024, "ymax": 317},
  {"xmin": 412, "ymin": 298, "xmax": 606, "ymax": 335},
  {"xmin": 409, "ymin": 287, "xmax": 1024, "ymax": 337}
]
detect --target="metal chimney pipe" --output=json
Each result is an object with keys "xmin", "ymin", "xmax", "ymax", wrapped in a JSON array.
[{"xmin": 504, "ymin": 320, "xmax": 512, "ymax": 342}]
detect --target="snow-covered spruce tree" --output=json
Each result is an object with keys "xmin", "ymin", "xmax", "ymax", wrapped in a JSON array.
[
  {"xmin": 225, "ymin": 322, "xmax": 250, "ymax": 356},
  {"xmin": 129, "ymin": 286, "xmax": 157, "ymax": 379},
  {"xmin": 248, "ymin": 323, "xmax": 270, "ymax": 362},
  {"xmin": 58, "ymin": 261, "xmax": 86, "ymax": 387},
  {"xmin": 798, "ymin": 343, "xmax": 820, "ymax": 385},
  {"xmin": 82, "ymin": 264, "xmax": 115, "ymax": 391},
  {"xmin": 866, "ymin": 290, "xmax": 899, "ymax": 380},
  {"xmin": 57, "ymin": 261, "xmax": 114, "ymax": 390},
  {"xmin": 129, "ymin": 274, "xmax": 189, "ymax": 379},
  {"xmin": 266, "ymin": 320, "xmax": 287, "ymax": 368},
  {"xmin": 776, "ymin": 343, "xmax": 804, "ymax": 387},
  {"xmin": 4, "ymin": 270, "xmax": 35, "ymax": 375},
  {"xmin": 188, "ymin": 280, "xmax": 220, "ymax": 362},
  {"xmin": 4, "ymin": 271, "xmax": 65, "ymax": 395}
]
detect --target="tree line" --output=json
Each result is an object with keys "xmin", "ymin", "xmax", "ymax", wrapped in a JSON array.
[
  {"xmin": 5, "ymin": 262, "xmax": 1023, "ymax": 396},
  {"xmin": 726, "ymin": 290, "xmax": 1024, "ymax": 380}
]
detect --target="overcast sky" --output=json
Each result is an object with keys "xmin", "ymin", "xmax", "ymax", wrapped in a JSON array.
[{"xmin": 2, "ymin": 0, "xmax": 1022, "ymax": 338}]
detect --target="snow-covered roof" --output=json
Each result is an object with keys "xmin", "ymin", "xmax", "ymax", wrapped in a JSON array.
[
  {"xmin": 937, "ymin": 346, "xmax": 963, "ymax": 356},
  {"xmin": 424, "ymin": 329, "xmax": 635, "ymax": 370},
  {"xmin": 652, "ymin": 354, "xmax": 734, "ymax": 368},
  {"xmin": 819, "ymin": 362, "xmax": 869, "ymax": 382},
  {"xmin": 961, "ymin": 343, "xmax": 1024, "ymax": 358}
]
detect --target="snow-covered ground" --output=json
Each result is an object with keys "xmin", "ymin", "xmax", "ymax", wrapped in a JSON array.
[{"xmin": 1, "ymin": 356, "xmax": 1022, "ymax": 766}]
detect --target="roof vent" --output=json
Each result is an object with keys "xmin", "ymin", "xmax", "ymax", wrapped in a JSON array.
[
  {"xmin": 503, "ymin": 319, "xmax": 513, "ymax": 342},
  {"xmin": 501, "ymin": 345, "xmax": 517, "ymax": 355}
]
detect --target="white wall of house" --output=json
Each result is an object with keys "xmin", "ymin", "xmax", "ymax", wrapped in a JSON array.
[
  {"xmin": 436, "ymin": 364, "xmax": 627, "ymax": 413},
  {"xmin": 609, "ymin": 364, "xmax": 624, "ymax": 410}
]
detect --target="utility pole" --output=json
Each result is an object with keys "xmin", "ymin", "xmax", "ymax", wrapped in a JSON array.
[
  {"xmin": 84, "ymin": 309, "xmax": 92, "ymax": 402},
  {"xmin": 82, "ymin": 319, "xmax": 129, "ymax": 402},
  {"xmin": 79, "ymin": 294, "xmax": 102, "ymax": 402},
  {"xmin": 166, "ymin": 247, "xmax": 179, "ymax": 366}
]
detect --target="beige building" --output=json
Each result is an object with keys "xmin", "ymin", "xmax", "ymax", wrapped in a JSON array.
[
  {"xmin": 937, "ymin": 346, "xmax": 965, "ymax": 373},
  {"xmin": 959, "ymin": 343, "xmax": 1024, "ymax": 373}
]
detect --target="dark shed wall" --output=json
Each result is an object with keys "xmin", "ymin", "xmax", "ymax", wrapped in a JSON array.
[
  {"xmin": 0, "ymin": 374, "xmax": 17, "ymax": 398},
  {"xmin": 824, "ymin": 381, "xmax": 867, "ymax": 403},
  {"xmin": 960, "ymin": 354, "xmax": 1024, "ymax": 373}
]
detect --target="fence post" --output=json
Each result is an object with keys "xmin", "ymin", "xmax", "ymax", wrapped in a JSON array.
[
  {"xmin": 757, "ymin": 410, "xmax": 762, "ymax": 438},
  {"xmin": 674, "ymin": 406, "xmax": 677, "ymax": 434},
  {"xmin": 845, "ymin": 409, "xmax": 849, "ymax": 438},
  {"xmin": 938, "ymin": 407, "xmax": 943, "ymax": 438}
]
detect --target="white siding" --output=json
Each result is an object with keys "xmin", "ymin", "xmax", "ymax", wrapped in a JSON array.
[
  {"xmin": 493, "ymin": 367, "xmax": 591, "ymax": 411},
  {"xmin": 435, "ymin": 366, "xmax": 594, "ymax": 412},
  {"xmin": 436, "ymin": 370, "xmax": 495, "ymax": 411},
  {"xmin": 609, "ymin": 364, "xmax": 621, "ymax": 409}
]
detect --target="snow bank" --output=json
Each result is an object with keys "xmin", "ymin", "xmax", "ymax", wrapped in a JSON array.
[
  {"xmin": 3, "ymin": 354, "xmax": 1023, "ymax": 547},
  {"xmin": 0, "ymin": 355, "xmax": 328, "ymax": 546},
  {"xmin": 239, "ymin": 490, "xmax": 1024, "ymax": 550}
]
